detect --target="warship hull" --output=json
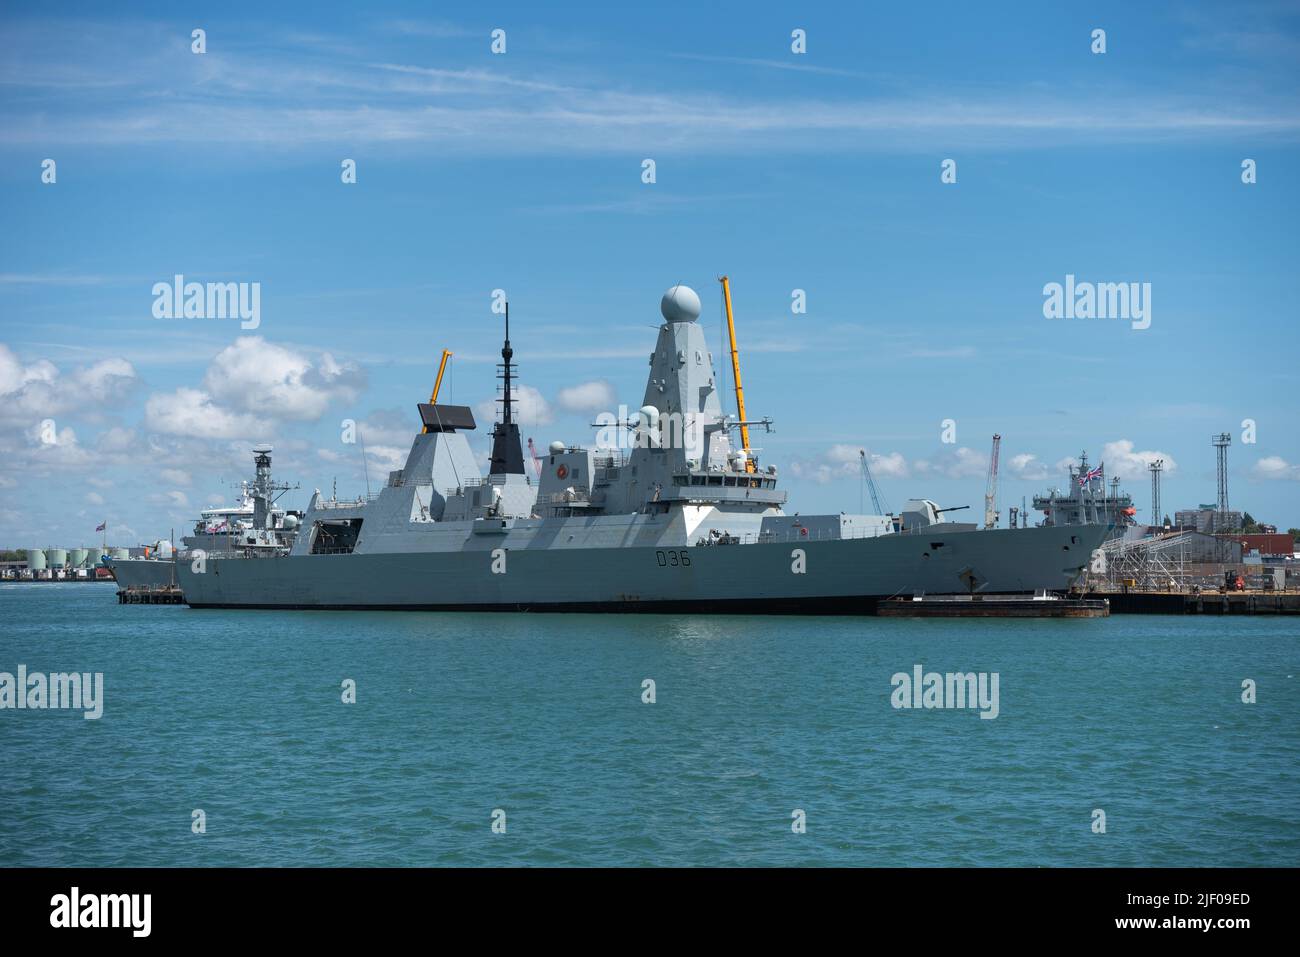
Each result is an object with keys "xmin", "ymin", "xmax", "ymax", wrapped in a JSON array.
[
  {"xmin": 180, "ymin": 523, "xmax": 1103, "ymax": 613},
  {"xmin": 106, "ymin": 557, "xmax": 178, "ymax": 589}
]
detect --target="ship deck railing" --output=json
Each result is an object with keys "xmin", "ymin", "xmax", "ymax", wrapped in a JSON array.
[
  {"xmin": 697, "ymin": 527, "xmax": 896, "ymax": 545},
  {"xmin": 315, "ymin": 494, "xmax": 378, "ymax": 510}
]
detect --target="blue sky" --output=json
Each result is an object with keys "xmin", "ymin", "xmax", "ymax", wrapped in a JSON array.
[{"xmin": 1, "ymin": 0, "xmax": 1298, "ymax": 546}]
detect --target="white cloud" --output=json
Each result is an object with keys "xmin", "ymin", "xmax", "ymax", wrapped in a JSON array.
[
  {"xmin": 145, "ymin": 387, "xmax": 269, "ymax": 439},
  {"xmin": 142, "ymin": 338, "xmax": 365, "ymax": 440},
  {"xmin": 85, "ymin": 491, "xmax": 105, "ymax": 506},
  {"xmin": 867, "ymin": 451, "xmax": 908, "ymax": 479},
  {"xmin": 0, "ymin": 344, "xmax": 136, "ymax": 425},
  {"xmin": 353, "ymin": 408, "xmax": 418, "ymax": 448},
  {"xmin": 1099, "ymin": 439, "xmax": 1177, "ymax": 480},
  {"xmin": 556, "ymin": 379, "xmax": 617, "ymax": 415},
  {"xmin": 96, "ymin": 427, "xmax": 138, "ymax": 453},
  {"xmin": 6, "ymin": 28, "xmax": 1297, "ymax": 155},
  {"xmin": 22, "ymin": 422, "xmax": 92, "ymax": 468},
  {"xmin": 1252, "ymin": 456, "xmax": 1300, "ymax": 481},
  {"xmin": 1008, "ymin": 452, "xmax": 1050, "ymax": 482},
  {"xmin": 159, "ymin": 468, "xmax": 192, "ymax": 486},
  {"xmin": 914, "ymin": 446, "xmax": 987, "ymax": 479},
  {"xmin": 204, "ymin": 337, "xmax": 364, "ymax": 421},
  {"xmin": 148, "ymin": 490, "xmax": 190, "ymax": 509},
  {"xmin": 72, "ymin": 358, "xmax": 136, "ymax": 401},
  {"xmin": 790, "ymin": 444, "xmax": 909, "ymax": 485},
  {"xmin": 364, "ymin": 446, "xmax": 407, "ymax": 473},
  {"xmin": 475, "ymin": 384, "xmax": 553, "ymax": 427}
]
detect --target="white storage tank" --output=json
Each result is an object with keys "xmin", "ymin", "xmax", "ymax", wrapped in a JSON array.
[
  {"xmin": 26, "ymin": 549, "xmax": 47, "ymax": 571},
  {"xmin": 45, "ymin": 548, "xmax": 68, "ymax": 569},
  {"xmin": 68, "ymin": 548, "xmax": 88, "ymax": 568}
]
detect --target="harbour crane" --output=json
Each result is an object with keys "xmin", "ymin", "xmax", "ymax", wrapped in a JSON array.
[
  {"xmin": 718, "ymin": 276, "xmax": 755, "ymax": 472},
  {"xmin": 421, "ymin": 349, "xmax": 453, "ymax": 434},
  {"xmin": 859, "ymin": 449, "xmax": 890, "ymax": 516},
  {"xmin": 983, "ymin": 433, "xmax": 1001, "ymax": 530}
]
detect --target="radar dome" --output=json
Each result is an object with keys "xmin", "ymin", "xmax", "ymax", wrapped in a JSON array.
[
  {"xmin": 282, "ymin": 514, "xmax": 300, "ymax": 530},
  {"xmin": 549, "ymin": 440, "xmax": 566, "ymax": 454},
  {"xmin": 660, "ymin": 284, "xmax": 701, "ymax": 323}
]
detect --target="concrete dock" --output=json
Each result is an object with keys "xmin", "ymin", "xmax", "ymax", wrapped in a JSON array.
[
  {"xmin": 878, "ymin": 595, "xmax": 1109, "ymax": 618},
  {"xmin": 117, "ymin": 585, "xmax": 185, "ymax": 605},
  {"xmin": 1094, "ymin": 591, "xmax": 1300, "ymax": 615}
]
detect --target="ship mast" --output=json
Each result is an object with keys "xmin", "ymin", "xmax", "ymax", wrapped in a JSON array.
[{"xmin": 488, "ymin": 301, "xmax": 525, "ymax": 475}]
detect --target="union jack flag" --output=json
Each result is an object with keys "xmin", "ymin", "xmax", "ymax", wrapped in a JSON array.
[
  {"xmin": 95, "ymin": 521, "xmax": 106, "ymax": 532},
  {"xmin": 1078, "ymin": 465, "xmax": 1103, "ymax": 487}
]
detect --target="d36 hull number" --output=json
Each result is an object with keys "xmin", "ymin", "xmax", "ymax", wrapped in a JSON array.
[{"xmin": 655, "ymin": 549, "xmax": 691, "ymax": 568}]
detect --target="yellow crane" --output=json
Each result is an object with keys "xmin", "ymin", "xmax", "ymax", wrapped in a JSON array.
[
  {"xmin": 718, "ymin": 276, "xmax": 755, "ymax": 473},
  {"xmin": 422, "ymin": 349, "xmax": 453, "ymax": 434}
]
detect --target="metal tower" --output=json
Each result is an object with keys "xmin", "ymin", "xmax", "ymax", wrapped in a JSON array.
[
  {"xmin": 1212, "ymin": 433, "xmax": 1231, "ymax": 514},
  {"xmin": 1148, "ymin": 459, "xmax": 1163, "ymax": 527},
  {"xmin": 859, "ymin": 449, "xmax": 888, "ymax": 516},
  {"xmin": 489, "ymin": 302, "xmax": 525, "ymax": 475},
  {"xmin": 983, "ymin": 434, "xmax": 1001, "ymax": 530}
]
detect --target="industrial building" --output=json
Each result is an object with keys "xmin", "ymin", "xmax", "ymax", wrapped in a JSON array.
[
  {"xmin": 0, "ymin": 546, "xmax": 123, "ymax": 581},
  {"xmin": 1175, "ymin": 506, "xmax": 1244, "ymax": 535}
]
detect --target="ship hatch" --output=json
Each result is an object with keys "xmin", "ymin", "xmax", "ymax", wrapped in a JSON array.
[{"xmin": 310, "ymin": 519, "xmax": 364, "ymax": 555}]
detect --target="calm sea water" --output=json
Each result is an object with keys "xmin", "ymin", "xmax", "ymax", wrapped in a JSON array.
[{"xmin": 1, "ymin": 583, "xmax": 1296, "ymax": 867}]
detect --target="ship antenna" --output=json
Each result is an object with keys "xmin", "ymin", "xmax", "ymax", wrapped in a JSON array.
[
  {"xmin": 501, "ymin": 300, "xmax": 513, "ymax": 426},
  {"xmin": 359, "ymin": 426, "xmax": 371, "ymax": 498},
  {"xmin": 488, "ymin": 300, "xmax": 526, "ymax": 475}
]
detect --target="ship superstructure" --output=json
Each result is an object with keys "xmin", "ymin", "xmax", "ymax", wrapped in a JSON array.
[
  {"xmin": 1032, "ymin": 451, "xmax": 1135, "ymax": 538},
  {"xmin": 106, "ymin": 447, "xmax": 300, "ymax": 588},
  {"xmin": 178, "ymin": 284, "xmax": 1108, "ymax": 612}
]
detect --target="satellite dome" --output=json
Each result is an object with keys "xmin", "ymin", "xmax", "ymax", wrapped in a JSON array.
[
  {"xmin": 660, "ymin": 284, "xmax": 701, "ymax": 323},
  {"xmin": 549, "ymin": 440, "xmax": 565, "ymax": 454}
]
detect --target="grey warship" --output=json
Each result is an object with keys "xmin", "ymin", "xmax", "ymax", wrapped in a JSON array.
[
  {"xmin": 107, "ymin": 447, "xmax": 299, "ymax": 589},
  {"xmin": 179, "ymin": 284, "xmax": 1109, "ymax": 612}
]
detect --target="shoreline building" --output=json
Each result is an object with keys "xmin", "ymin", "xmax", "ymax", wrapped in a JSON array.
[{"xmin": 1175, "ymin": 505, "xmax": 1243, "ymax": 535}]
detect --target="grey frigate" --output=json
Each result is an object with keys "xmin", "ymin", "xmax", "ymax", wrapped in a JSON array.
[
  {"xmin": 106, "ymin": 447, "xmax": 299, "ymax": 589},
  {"xmin": 178, "ymin": 284, "xmax": 1109, "ymax": 612}
]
